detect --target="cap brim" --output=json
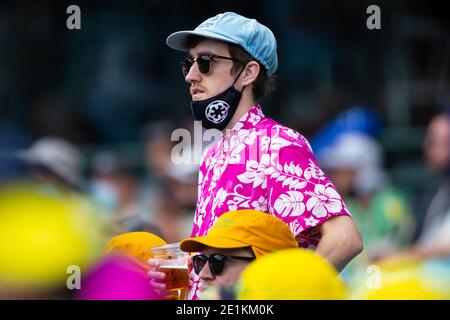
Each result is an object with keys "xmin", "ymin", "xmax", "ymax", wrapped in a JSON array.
[
  {"xmin": 15, "ymin": 150, "xmax": 35, "ymax": 162},
  {"xmin": 166, "ymin": 30, "xmax": 240, "ymax": 52},
  {"xmin": 180, "ymin": 235, "xmax": 249, "ymax": 253}
]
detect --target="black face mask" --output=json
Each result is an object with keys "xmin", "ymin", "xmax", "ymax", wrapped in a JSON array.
[{"xmin": 190, "ymin": 67, "xmax": 245, "ymax": 131}]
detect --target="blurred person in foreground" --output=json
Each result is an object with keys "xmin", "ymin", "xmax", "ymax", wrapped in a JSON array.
[
  {"xmin": 150, "ymin": 209, "xmax": 298, "ymax": 299},
  {"xmin": 76, "ymin": 231, "xmax": 167, "ymax": 300},
  {"xmin": 236, "ymin": 248, "xmax": 348, "ymax": 300},
  {"xmin": 0, "ymin": 171, "xmax": 104, "ymax": 299},
  {"xmin": 350, "ymin": 256, "xmax": 450, "ymax": 299},
  {"xmin": 105, "ymin": 231, "xmax": 167, "ymax": 268},
  {"xmin": 152, "ymin": 11, "xmax": 362, "ymax": 300},
  {"xmin": 76, "ymin": 253, "xmax": 162, "ymax": 300}
]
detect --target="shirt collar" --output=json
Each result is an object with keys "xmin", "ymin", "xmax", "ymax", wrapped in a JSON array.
[
  {"xmin": 219, "ymin": 104, "xmax": 266, "ymax": 153},
  {"xmin": 229, "ymin": 104, "xmax": 266, "ymax": 132}
]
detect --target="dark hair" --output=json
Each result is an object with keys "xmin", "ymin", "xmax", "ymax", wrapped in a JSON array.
[
  {"xmin": 227, "ymin": 43, "xmax": 276, "ymax": 101},
  {"xmin": 182, "ymin": 35, "xmax": 276, "ymax": 101}
]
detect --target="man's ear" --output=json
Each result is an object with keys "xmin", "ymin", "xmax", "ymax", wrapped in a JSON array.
[{"xmin": 240, "ymin": 61, "xmax": 260, "ymax": 87}]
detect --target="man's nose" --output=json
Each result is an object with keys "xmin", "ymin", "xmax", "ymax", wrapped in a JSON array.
[
  {"xmin": 185, "ymin": 61, "xmax": 201, "ymax": 84},
  {"xmin": 198, "ymin": 262, "xmax": 215, "ymax": 281}
]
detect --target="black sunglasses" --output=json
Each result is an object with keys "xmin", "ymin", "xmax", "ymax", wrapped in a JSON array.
[
  {"xmin": 180, "ymin": 54, "xmax": 240, "ymax": 77},
  {"xmin": 192, "ymin": 253, "xmax": 255, "ymax": 277}
]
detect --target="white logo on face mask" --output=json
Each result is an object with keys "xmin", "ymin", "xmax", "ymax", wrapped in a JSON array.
[{"xmin": 205, "ymin": 100, "xmax": 230, "ymax": 124}]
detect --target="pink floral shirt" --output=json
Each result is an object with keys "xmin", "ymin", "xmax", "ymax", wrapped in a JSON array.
[{"xmin": 187, "ymin": 104, "xmax": 351, "ymax": 299}]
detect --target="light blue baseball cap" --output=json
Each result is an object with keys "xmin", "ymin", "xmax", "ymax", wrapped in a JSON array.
[{"xmin": 166, "ymin": 12, "xmax": 278, "ymax": 76}]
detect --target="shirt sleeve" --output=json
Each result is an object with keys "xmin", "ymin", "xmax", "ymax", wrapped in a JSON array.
[{"xmin": 266, "ymin": 140, "xmax": 351, "ymax": 247}]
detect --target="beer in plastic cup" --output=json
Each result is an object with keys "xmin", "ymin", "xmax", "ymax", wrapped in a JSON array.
[{"xmin": 150, "ymin": 242, "xmax": 189, "ymax": 299}]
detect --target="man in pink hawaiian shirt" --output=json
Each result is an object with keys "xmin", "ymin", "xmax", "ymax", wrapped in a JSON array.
[{"xmin": 150, "ymin": 12, "xmax": 362, "ymax": 299}]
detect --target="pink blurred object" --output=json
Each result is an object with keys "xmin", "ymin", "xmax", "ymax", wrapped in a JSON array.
[{"xmin": 76, "ymin": 253, "xmax": 162, "ymax": 300}]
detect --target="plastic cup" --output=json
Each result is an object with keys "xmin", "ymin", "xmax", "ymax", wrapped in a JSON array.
[{"xmin": 150, "ymin": 242, "xmax": 189, "ymax": 300}]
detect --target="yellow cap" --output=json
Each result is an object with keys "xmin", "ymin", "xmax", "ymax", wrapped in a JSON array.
[
  {"xmin": 105, "ymin": 232, "xmax": 167, "ymax": 268},
  {"xmin": 180, "ymin": 210, "xmax": 298, "ymax": 258},
  {"xmin": 236, "ymin": 248, "xmax": 348, "ymax": 300}
]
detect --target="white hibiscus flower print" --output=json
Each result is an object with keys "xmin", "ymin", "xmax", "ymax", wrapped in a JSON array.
[
  {"xmin": 211, "ymin": 165, "xmax": 222, "ymax": 185},
  {"xmin": 247, "ymin": 112, "xmax": 262, "ymax": 125},
  {"xmin": 255, "ymin": 106, "xmax": 265, "ymax": 118},
  {"xmin": 260, "ymin": 136, "xmax": 271, "ymax": 152},
  {"xmin": 237, "ymin": 160, "xmax": 258, "ymax": 184},
  {"xmin": 237, "ymin": 128, "xmax": 250, "ymax": 140},
  {"xmin": 244, "ymin": 130, "xmax": 259, "ymax": 146},
  {"xmin": 233, "ymin": 121, "xmax": 244, "ymax": 131},
  {"xmin": 283, "ymin": 128, "xmax": 300, "ymax": 140},
  {"xmin": 195, "ymin": 195, "xmax": 211, "ymax": 228},
  {"xmin": 274, "ymin": 191, "xmax": 306, "ymax": 217},
  {"xmin": 227, "ymin": 197, "xmax": 246, "ymax": 209},
  {"xmin": 226, "ymin": 197, "xmax": 250, "ymax": 210},
  {"xmin": 304, "ymin": 216, "xmax": 319, "ymax": 227},
  {"xmin": 251, "ymin": 196, "xmax": 268, "ymax": 212},
  {"xmin": 229, "ymin": 135, "xmax": 241, "ymax": 151},
  {"xmin": 270, "ymin": 161, "xmax": 308, "ymax": 190},
  {"xmin": 228, "ymin": 141, "xmax": 246, "ymax": 164},
  {"xmin": 213, "ymin": 188, "xmax": 227, "ymax": 208},
  {"xmin": 306, "ymin": 184, "xmax": 343, "ymax": 218},
  {"xmin": 237, "ymin": 155, "xmax": 269, "ymax": 189},
  {"xmin": 270, "ymin": 136, "xmax": 291, "ymax": 151},
  {"xmin": 198, "ymin": 170, "xmax": 204, "ymax": 185},
  {"xmin": 228, "ymin": 154, "xmax": 241, "ymax": 165},
  {"xmin": 288, "ymin": 219, "xmax": 304, "ymax": 236},
  {"xmin": 303, "ymin": 159, "xmax": 326, "ymax": 180},
  {"xmin": 197, "ymin": 195, "xmax": 210, "ymax": 216}
]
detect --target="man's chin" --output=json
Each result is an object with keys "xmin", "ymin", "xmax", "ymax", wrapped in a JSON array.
[
  {"xmin": 192, "ymin": 94, "xmax": 208, "ymax": 101},
  {"xmin": 198, "ymin": 284, "xmax": 221, "ymax": 300}
]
